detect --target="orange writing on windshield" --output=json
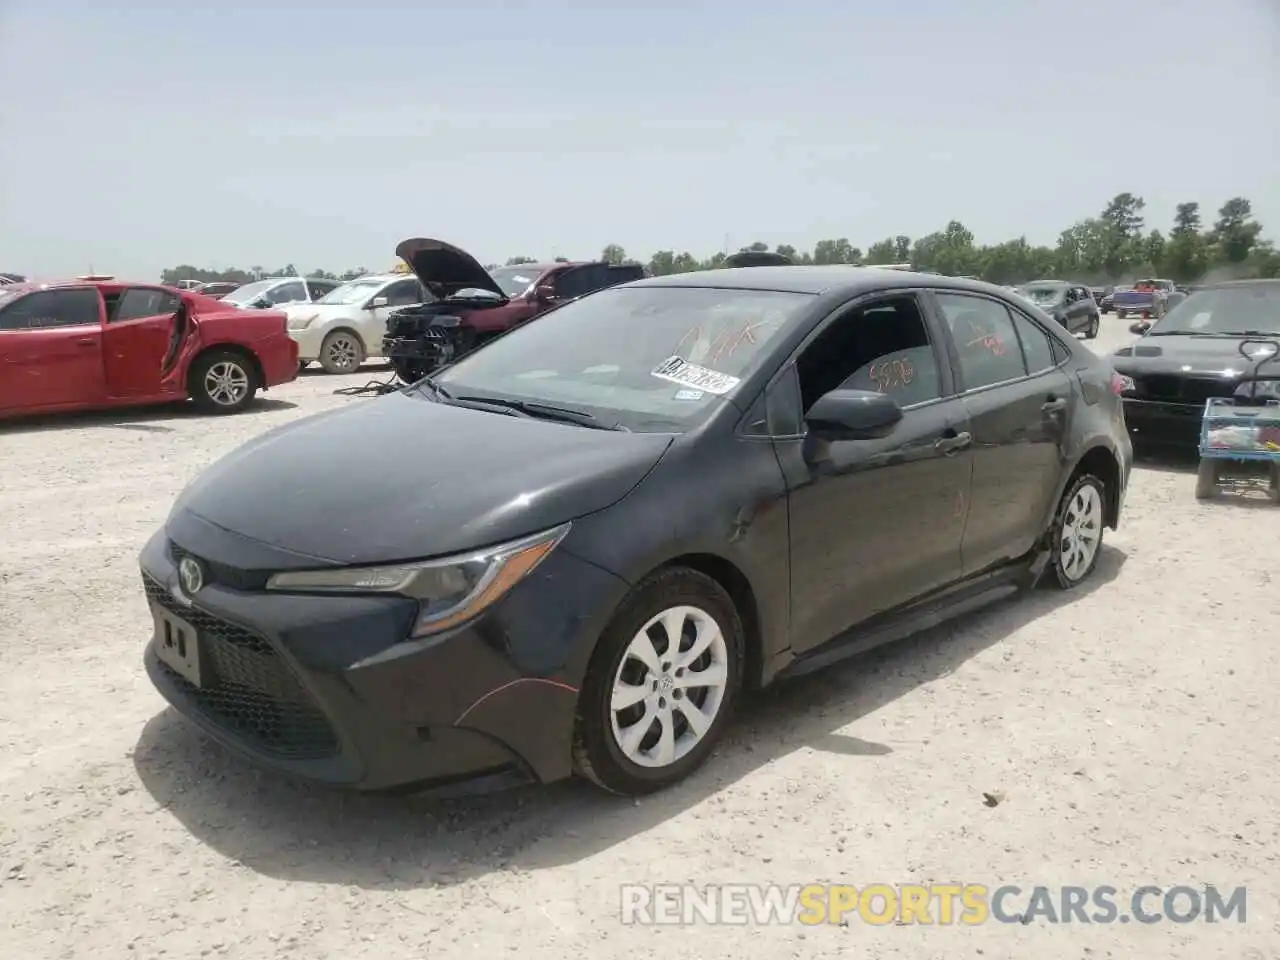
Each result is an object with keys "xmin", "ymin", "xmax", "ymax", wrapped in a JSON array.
[{"xmin": 676, "ymin": 318, "xmax": 781, "ymax": 366}]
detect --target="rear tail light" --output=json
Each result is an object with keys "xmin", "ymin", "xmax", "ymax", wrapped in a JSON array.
[{"xmin": 1111, "ymin": 372, "xmax": 1135, "ymax": 395}]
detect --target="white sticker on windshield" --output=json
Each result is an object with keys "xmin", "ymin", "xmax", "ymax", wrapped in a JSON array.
[
  {"xmin": 512, "ymin": 275, "xmax": 531, "ymax": 285},
  {"xmin": 674, "ymin": 389, "xmax": 704, "ymax": 401},
  {"xmin": 1189, "ymin": 312, "xmax": 1212, "ymax": 329},
  {"xmin": 650, "ymin": 355, "xmax": 741, "ymax": 395}
]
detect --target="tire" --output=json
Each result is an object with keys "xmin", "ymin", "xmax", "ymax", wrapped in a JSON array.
[
  {"xmin": 572, "ymin": 567, "xmax": 745, "ymax": 795},
  {"xmin": 1267, "ymin": 463, "xmax": 1280, "ymax": 505},
  {"xmin": 1047, "ymin": 473, "xmax": 1107, "ymax": 590},
  {"xmin": 189, "ymin": 349, "xmax": 259, "ymax": 414},
  {"xmin": 298, "ymin": 359, "xmax": 311, "ymax": 372},
  {"xmin": 1086, "ymin": 314, "xmax": 1099, "ymax": 339},
  {"xmin": 318, "ymin": 329, "xmax": 365, "ymax": 374},
  {"xmin": 390, "ymin": 356, "xmax": 431, "ymax": 384},
  {"xmin": 1117, "ymin": 309, "xmax": 1128, "ymax": 320},
  {"xmin": 1195, "ymin": 459, "xmax": 1219, "ymax": 500}
]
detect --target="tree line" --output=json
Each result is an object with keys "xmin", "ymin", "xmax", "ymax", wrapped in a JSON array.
[{"xmin": 160, "ymin": 193, "xmax": 1279, "ymax": 289}]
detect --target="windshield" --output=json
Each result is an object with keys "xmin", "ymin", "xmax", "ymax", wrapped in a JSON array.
[
  {"xmin": 487, "ymin": 266, "xmax": 542, "ymax": 297},
  {"xmin": 1020, "ymin": 285, "xmax": 1066, "ymax": 306},
  {"xmin": 222, "ymin": 280, "xmax": 277, "ymax": 305},
  {"xmin": 431, "ymin": 286, "xmax": 812, "ymax": 432},
  {"xmin": 317, "ymin": 279, "xmax": 387, "ymax": 305},
  {"xmin": 1146, "ymin": 285, "xmax": 1280, "ymax": 336}
]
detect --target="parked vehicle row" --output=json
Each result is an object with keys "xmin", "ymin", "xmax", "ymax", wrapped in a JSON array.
[
  {"xmin": 0, "ymin": 279, "xmax": 298, "ymax": 419},
  {"xmin": 1112, "ymin": 278, "xmax": 1186, "ymax": 320},
  {"xmin": 1012, "ymin": 281, "xmax": 1101, "ymax": 338},
  {"xmin": 139, "ymin": 266, "xmax": 1132, "ymax": 796}
]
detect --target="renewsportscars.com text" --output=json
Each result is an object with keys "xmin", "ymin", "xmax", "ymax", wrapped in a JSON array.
[{"xmin": 619, "ymin": 883, "xmax": 1247, "ymax": 926}]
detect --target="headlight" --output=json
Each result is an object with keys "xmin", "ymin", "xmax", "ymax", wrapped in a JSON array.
[
  {"xmin": 288, "ymin": 313, "xmax": 318, "ymax": 330},
  {"xmin": 265, "ymin": 523, "xmax": 570, "ymax": 637}
]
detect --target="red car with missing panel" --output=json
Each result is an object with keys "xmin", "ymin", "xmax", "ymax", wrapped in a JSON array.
[{"xmin": 0, "ymin": 277, "xmax": 298, "ymax": 420}]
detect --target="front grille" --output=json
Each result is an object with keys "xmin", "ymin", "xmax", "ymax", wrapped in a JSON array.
[
  {"xmin": 168, "ymin": 541, "xmax": 268, "ymax": 591},
  {"xmin": 143, "ymin": 574, "xmax": 339, "ymax": 760},
  {"xmin": 1134, "ymin": 375, "xmax": 1241, "ymax": 406},
  {"xmin": 1136, "ymin": 375, "xmax": 1186, "ymax": 402},
  {"xmin": 1180, "ymin": 378, "xmax": 1241, "ymax": 406}
]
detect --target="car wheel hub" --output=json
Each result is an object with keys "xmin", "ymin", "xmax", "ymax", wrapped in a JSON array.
[
  {"xmin": 205, "ymin": 361, "xmax": 248, "ymax": 406},
  {"xmin": 1059, "ymin": 484, "xmax": 1102, "ymax": 581},
  {"xmin": 609, "ymin": 605, "xmax": 728, "ymax": 769}
]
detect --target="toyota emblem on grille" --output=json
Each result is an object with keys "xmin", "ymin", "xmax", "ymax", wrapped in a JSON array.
[{"xmin": 178, "ymin": 556, "xmax": 205, "ymax": 595}]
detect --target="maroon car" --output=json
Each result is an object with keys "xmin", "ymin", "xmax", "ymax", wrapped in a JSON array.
[{"xmin": 383, "ymin": 238, "xmax": 644, "ymax": 383}]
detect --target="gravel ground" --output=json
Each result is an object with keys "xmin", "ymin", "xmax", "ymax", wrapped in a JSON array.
[{"xmin": 2, "ymin": 323, "xmax": 1278, "ymax": 960}]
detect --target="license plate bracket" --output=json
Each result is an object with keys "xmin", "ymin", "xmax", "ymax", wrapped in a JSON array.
[{"xmin": 153, "ymin": 607, "xmax": 204, "ymax": 688}]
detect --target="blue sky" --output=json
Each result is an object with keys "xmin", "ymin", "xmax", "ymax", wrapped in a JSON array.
[{"xmin": 1, "ymin": 0, "xmax": 1277, "ymax": 278}]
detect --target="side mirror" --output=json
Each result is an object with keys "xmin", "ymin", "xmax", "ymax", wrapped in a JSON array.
[
  {"xmin": 251, "ymin": 297, "xmax": 271, "ymax": 309},
  {"xmin": 369, "ymin": 296, "xmax": 389, "ymax": 309},
  {"xmin": 804, "ymin": 388, "xmax": 902, "ymax": 441},
  {"xmin": 534, "ymin": 284, "xmax": 557, "ymax": 304}
]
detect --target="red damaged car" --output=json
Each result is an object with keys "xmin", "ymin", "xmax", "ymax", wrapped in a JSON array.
[{"xmin": 0, "ymin": 278, "xmax": 298, "ymax": 420}]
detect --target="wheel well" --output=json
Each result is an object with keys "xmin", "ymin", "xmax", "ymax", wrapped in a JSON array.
[
  {"xmin": 323, "ymin": 326, "xmax": 367, "ymax": 352},
  {"xmin": 188, "ymin": 344, "xmax": 263, "ymax": 395},
  {"xmin": 658, "ymin": 553, "xmax": 765, "ymax": 689},
  {"xmin": 1072, "ymin": 445, "xmax": 1121, "ymax": 528}
]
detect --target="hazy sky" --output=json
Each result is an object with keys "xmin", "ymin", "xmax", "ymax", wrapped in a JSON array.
[{"xmin": 1, "ymin": 0, "xmax": 1277, "ymax": 279}]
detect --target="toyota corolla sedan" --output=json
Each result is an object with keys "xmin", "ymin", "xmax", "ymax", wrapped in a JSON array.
[{"xmin": 141, "ymin": 268, "xmax": 1131, "ymax": 796}]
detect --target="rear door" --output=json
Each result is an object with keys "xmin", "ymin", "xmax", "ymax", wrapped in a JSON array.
[
  {"xmin": 0, "ymin": 287, "xmax": 107, "ymax": 411},
  {"xmin": 930, "ymin": 291, "xmax": 1074, "ymax": 575},
  {"xmin": 103, "ymin": 286, "xmax": 184, "ymax": 397}
]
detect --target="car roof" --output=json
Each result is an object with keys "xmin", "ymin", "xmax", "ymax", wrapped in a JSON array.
[{"xmin": 628, "ymin": 265, "xmax": 1011, "ymax": 297}]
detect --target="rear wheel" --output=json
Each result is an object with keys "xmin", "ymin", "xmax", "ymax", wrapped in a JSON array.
[
  {"xmin": 189, "ymin": 349, "xmax": 259, "ymax": 414},
  {"xmin": 1086, "ymin": 313, "xmax": 1099, "ymax": 339},
  {"xmin": 318, "ymin": 330, "xmax": 364, "ymax": 374},
  {"xmin": 1047, "ymin": 473, "xmax": 1106, "ymax": 589},
  {"xmin": 1117, "ymin": 309, "xmax": 1128, "ymax": 320},
  {"xmin": 572, "ymin": 567, "xmax": 744, "ymax": 795},
  {"xmin": 1195, "ymin": 459, "xmax": 1219, "ymax": 499}
]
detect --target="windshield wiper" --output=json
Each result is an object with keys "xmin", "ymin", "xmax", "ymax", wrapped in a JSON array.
[
  {"xmin": 1217, "ymin": 330, "xmax": 1280, "ymax": 337},
  {"xmin": 451, "ymin": 394, "xmax": 628, "ymax": 431},
  {"xmin": 412, "ymin": 376, "xmax": 453, "ymax": 400}
]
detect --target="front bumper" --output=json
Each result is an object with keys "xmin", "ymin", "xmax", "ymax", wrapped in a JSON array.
[
  {"xmin": 139, "ymin": 527, "xmax": 627, "ymax": 792},
  {"xmin": 1121, "ymin": 397, "xmax": 1202, "ymax": 446}
]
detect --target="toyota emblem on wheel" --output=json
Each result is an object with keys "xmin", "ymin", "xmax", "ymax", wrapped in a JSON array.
[{"xmin": 178, "ymin": 557, "xmax": 205, "ymax": 595}]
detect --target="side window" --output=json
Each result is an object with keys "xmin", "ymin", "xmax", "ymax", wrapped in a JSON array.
[
  {"xmin": 1007, "ymin": 309, "xmax": 1057, "ymax": 375},
  {"xmin": 550, "ymin": 266, "xmax": 602, "ymax": 301},
  {"xmin": 267, "ymin": 281, "xmax": 306, "ymax": 304},
  {"xmin": 113, "ymin": 288, "xmax": 181, "ymax": 323},
  {"xmin": 936, "ymin": 293, "xmax": 1028, "ymax": 390},
  {"xmin": 0, "ymin": 289, "xmax": 101, "ymax": 330},
  {"xmin": 381, "ymin": 279, "xmax": 423, "ymax": 307},
  {"xmin": 794, "ymin": 294, "xmax": 943, "ymax": 412}
]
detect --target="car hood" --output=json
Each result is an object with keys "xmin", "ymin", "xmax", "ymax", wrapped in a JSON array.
[
  {"xmin": 169, "ymin": 391, "xmax": 673, "ymax": 565},
  {"xmin": 395, "ymin": 237, "xmax": 507, "ymax": 300},
  {"xmin": 1112, "ymin": 335, "xmax": 1280, "ymax": 376}
]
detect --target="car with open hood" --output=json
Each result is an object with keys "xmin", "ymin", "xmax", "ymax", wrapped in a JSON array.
[
  {"xmin": 139, "ymin": 265, "xmax": 1130, "ymax": 797},
  {"xmin": 282, "ymin": 273, "xmax": 429, "ymax": 374},
  {"xmin": 1111, "ymin": 279, "xmax": 1280, "ymax": 447},
  {"xmin": 382, "ymin": 238, "xmax": 644, "ymax": 383},
  {"xmin": 0, "ymin": 279, "xmax": 297, "ymax": 419}
]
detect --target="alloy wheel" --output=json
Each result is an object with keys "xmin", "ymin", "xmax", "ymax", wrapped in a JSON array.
[
  {"xmin": 608, "ymin": 605, "xmax": 729, "ymax": 769},
  {"xmin": 203, "ymin": 361, "xmax": 249, "ymax": 407},
  {"xmin": 324, "ymin": 334, "xmax": 360, "ymax": 373},
  {"xmin": 1059, "ymin": 483, "xmax": 1103, "ymax": 581}
]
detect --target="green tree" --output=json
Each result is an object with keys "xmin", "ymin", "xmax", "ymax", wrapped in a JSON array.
[
  {"xmin": 1211, "ymin": 197, "xmax": 1263, "ymax": 263},
  {"xmin": 601, "ymin": 244, "xmax": 627, "ymax": 265}
]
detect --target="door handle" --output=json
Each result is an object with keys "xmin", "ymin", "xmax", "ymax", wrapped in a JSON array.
[
  {"xmin": 76, "ymin": 338, "xmax": 96, "ymax": 347},
  {"xmin": 934, "ymin": 431, "xmax": 972, "ymax": 455},
  {"xmin": 1042, "ymin": 396, "xmax": 1068, "ymax": 413}
]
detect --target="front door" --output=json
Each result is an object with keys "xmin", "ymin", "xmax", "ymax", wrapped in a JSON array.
[
  {"xmin": 366, "ymin": 278, "xmax": 426, "ymax": 355},
  {"xmin": 932, "ymin": 291, "xmax": 1074, "ymax": 575},
  {"xmin": 103, "ymin": 287, "xmax": 184, "ymax": 397},
  {"xmin": 0, "ymin": 287, "xmax": 107, "ymax": 411},
  {"xmin": 775, "ymin": 292, "xmax": 974, "ymax": 654}
]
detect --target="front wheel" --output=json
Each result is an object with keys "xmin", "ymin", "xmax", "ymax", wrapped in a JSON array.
[
  {"xmin": 1047, "ymin": 473, "xmax": 1106, "ymax": 589},
  {"xmin": 1086, "ymin": 314, "xmax": 1099, "ymax": 339},
  {"xmin": 318, "ymin": 330, "xmax": 365, "ymax": 374},
  {"xmin": 572, "ymin": 568, "xmax": 744, "ymax": 795},
  {"xmin": 189, "ymin": 350, "xmax": 259, "ymax": 414}
]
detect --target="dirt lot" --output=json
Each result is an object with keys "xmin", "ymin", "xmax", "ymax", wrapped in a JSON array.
[{"xmin": 2, "ymin": 322, "xmax": 1278, "ymax": 960}]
